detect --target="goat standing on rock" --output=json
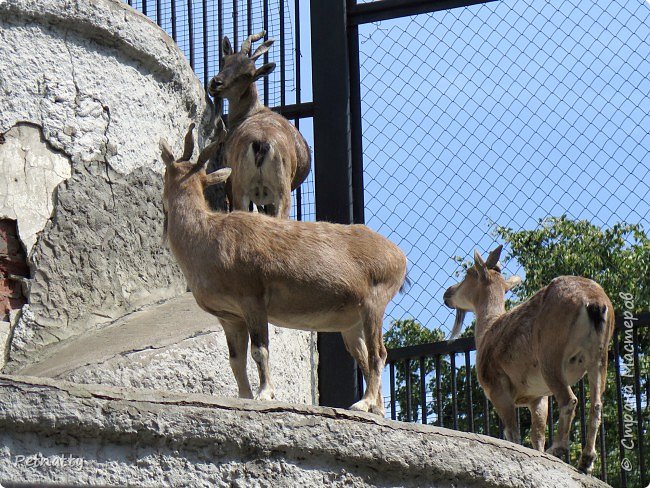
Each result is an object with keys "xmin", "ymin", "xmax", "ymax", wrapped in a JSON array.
[
  {"xmin": 208, "ymin": 31, "xmax": 311, "ymax": 218},
  {"xmin": 443, "ymin": 245, "xmax": 614, "ymax": 475},
  {"xmin": 159, "ymin": 123, "xmax": 407, "ymax": 415}
]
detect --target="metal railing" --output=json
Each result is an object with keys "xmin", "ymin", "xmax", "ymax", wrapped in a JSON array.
[{"xmin": 384, "ymin": 315, "xmax": 649, "ymax": 487}]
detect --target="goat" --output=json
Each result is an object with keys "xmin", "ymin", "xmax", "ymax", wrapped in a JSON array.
[
  {"xmin": 442, "ymin": 245, "xmax": 614, "ymax": 474},
  {"xmin": 159, "ymin": 123, "xmax": 406, "ymax": 415},
  {"xmin": 208, "ymin": 31, "xmax": 311, "ymax": 219}
]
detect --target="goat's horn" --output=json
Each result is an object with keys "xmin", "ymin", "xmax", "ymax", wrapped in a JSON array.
[
  {"xmin": 181, "ymin": 123, "xmax": 196, "ymax": 161},
  {"xmin": 240, "ymin": 30, "xmax": 266, "ymax": 55}
]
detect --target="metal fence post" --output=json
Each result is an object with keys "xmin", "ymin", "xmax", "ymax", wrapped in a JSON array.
[{"xmin": 310, "ymin": 0, "xmax": 359, "ymax": 408}]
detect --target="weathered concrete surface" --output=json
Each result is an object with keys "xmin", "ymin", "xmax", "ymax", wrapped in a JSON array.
[
  {"xmin": 0, "ymin": 376, "xmax": 607, "ymax": 488},
  {"xmin": 0, "ymin": 124, "xmax": 71, "ymax": 255},
  {"xmin": 0, "ymin": 0, "xmax": 211, "ymax": 368},
  {"xmin": 14, "ymin": 293, "xmax": 316, "ymax": 405}
]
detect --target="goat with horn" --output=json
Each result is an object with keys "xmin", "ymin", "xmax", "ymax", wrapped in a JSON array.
[
  {"xmin": 160, "ymin": 123, "xmax": 407, "ymax": 415},
  {"xmin": 443, "ymin": 245, "xmax": 614, "ymax": 475},
  {"xmin": 208, "ymin": 31, "xmax": 311, "ymax": 219}
]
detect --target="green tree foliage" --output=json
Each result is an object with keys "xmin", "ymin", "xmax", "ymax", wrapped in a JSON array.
[{"xmin": 385, "ymin": 216, "xmax": 649, "ymax": 487}]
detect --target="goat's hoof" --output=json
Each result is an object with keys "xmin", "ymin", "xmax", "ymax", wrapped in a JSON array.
[
  {"xmin": 255, "ymin": 389, "xmax": 275, "ymax": 401},
  {"xmin": 349, "ymin": 399, "xmax": 371, "ymax": 413},
  {"xmin": 545, "ymin": 446, "xmax": 569, "ymax": 460},
  {"xmin": 369, "ymin": 404, "xmax": 385, "ymax": 416},
  {"xmin": 578, "ymin": 453, "xmax": 596, "ymax": 474}
]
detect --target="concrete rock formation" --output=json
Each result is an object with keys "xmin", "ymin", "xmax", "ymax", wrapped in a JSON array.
[{"xmin": 0, "ymin": 376, "xmax": 608, "ymax": 488}]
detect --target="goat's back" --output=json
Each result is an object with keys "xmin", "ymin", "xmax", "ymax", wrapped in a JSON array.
[{"xmin": 477, "ymin": 276, "xmax": 614, "ymax": 395}]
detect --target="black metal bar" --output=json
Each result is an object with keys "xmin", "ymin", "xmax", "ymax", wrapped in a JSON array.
[
  {"xmin": 405, "ymin": 359, "xmax": 412, "ymax": 421},
  {"xmin": 633, "ymin": 325, "xmax": 646, "ymax": 485},
  {"xmin": 390, "ymin": 362, "xmax": 396, "ymax": 421},
  {"xmin": 348, "ymin": 22, "xmax": 364, "ymax": 224},
  {"xmin": 435, "ymin": 355, "xmax": 443, "ymax": 427},
  {"xmin": 202, "ymin": 0, "xmax": 208, "ymax": 88},
  {"xmin": 279, "ymin": 0, "xmax": 286, "ymax": 106},
  {"xmin": 142, "ymin": 0, "xmax": 147, "ymax": 16},
  {"xmin": 271, "ymin": 102, "xmax": 314, "ymax": 119},
  {"xmin": 419, "ymin": 356, "xmax": 427, "ymax": 424},
  {"xmin": 156, "ymin": 0, "xmax": 162, "ymax": 25},
  {"xmin": 483, "ymin": 393, "xmax": 489, "ymax": 436},
  {"xmin": 170, "ymin": 0, "xmax": 177, "ymax": 42},
  {"xmin": 465, "ymin": 351, "xmax": 473, "ymax": 433},
  {"xmin": 294, "ymin": 0, "xmax": 302, "ymax": 221},
  {"xmin": 357, "ymin": 365, "xmax": 364, "ymax": 402},
  {"xmin": 387, "ymin": 337, "xmax": 475, "ymax": 363},
  {"xmin": 349, "ymin": 0, "xmax": 497, "ymax": 25},
  {"xmin": 578, "ymin": 379, "xmax": 586, "ymax": 448},
  {"xmin": 247, "ymin": 0, "xmax": 252, "ymax": 36},
  {"xmin": 263, "ymin": 0, "xmax": 269, "ymax": 106},
  {"xmin": 218, "ymin": 0, "xmax": 223, "ymax": 69},
  {"xmin": 232, "ymin": 0, "xmax": 238, "ymax": 52},
  {"xmin": 450, "ymin": 353, "xmax": 457, "ymax": 431},
  {"xmin": 613, "ymin": 331, "xmax": 627, "ymax": 488},
  {"xmin": 188, "ymin": 0, "xmax": 195, "ymax": 69},
  {"xmin": 312, "ymin": 0, "xmax": 358, "ymax": 408}
]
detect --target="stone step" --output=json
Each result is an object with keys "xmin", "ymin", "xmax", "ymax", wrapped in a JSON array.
[{"xmin": 14, "ymin": 293, "xmax": 316, "ymax": 405}]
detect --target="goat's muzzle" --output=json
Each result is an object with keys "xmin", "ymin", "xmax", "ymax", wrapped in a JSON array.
[{"xmin": 208, "ymin": 77, "xmax": 224, "ymax": 96}]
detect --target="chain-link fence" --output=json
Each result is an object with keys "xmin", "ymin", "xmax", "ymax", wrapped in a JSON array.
[
  {"xmin": 358, "ymin": 0, "xmax": 650, "ymax": 334},
  {"xmin": 125, "ymin": 0, "xmax": 315, "ymax": 221}
]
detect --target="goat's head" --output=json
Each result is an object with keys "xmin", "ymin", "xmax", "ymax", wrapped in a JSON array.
[
  {"xmin": 159, "ymin": 121, "xmax": 231, "ymax": 238},
  {"xmin": 208, "ymin": 31, "xmax": 276, "ymax": 101},
  {"xmin": 442, "ymin": 245, "xmax": 521, "ymax": 339}
]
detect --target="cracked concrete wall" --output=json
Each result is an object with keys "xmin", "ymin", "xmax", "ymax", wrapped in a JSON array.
[
  {"xmin": 0, "ymin": 0, "xmax": 317, "ymax": 405},
  {"xmin": 0, "ymin": 0, "xmax": 209, "ymax": 368},
  {"xmin": 0, "ymin": 376, "xmax": 608, "ymax": 488}
]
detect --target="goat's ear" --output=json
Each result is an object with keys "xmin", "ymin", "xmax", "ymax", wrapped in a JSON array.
[
  {"xmin": 253, "ymin": 62, "xmax": 276, "ymax": 82},
  {"xmin": 250, "ymin": 40, "xmax": 274, "ymax": 61},
  {"xmin": 222, "ymin": 36, "xmax": 233, "ymax": 57},
  {"xmin": 205, "ymin": 167, "xmax": 232, "ymax": 187},
  {"xmin": 485, "ymin": 244, "xmax": 503, "ymax": 269},
  {"xmin": 160, "ymin": 139, "xmax": 175, "ymax": 167},
  {"xmin": 505, "ymin": 275, "xmax": 522, "ymax": 291},
  {"xmin": 474, "ymin": 249, "xmax": 489, "ymax": 281}
]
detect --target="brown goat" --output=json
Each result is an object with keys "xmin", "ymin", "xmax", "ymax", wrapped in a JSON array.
[
  {"xmin": 443, "ymin": 245, "xmax": 614, "ymax": 474},
  {"xmin": 159, "ymin": 123, "xmax": 406, "ymax": 415},
  {"xmin": 208, "ymin": 31, "xmax": 311, "ymax": 218}
]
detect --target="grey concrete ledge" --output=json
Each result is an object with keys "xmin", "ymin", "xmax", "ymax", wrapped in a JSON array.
[{"xmin": 0, "ymin": 376, "xmax": 608, "ymax": 487}]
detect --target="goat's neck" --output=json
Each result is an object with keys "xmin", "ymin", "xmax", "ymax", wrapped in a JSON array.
[
  {"xmin": 167, "ymin": 182, "xmax": 213, "ymax": 245},
  {"xmin": 227, "ymin": 84, "xmax": 263, "ymax": 130},
  {"xmin": 473, "ymin": 287, "xmax": 506, "ymax": 345}
]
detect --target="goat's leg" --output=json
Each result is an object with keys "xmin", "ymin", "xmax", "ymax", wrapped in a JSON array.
[
  {"xmin": 220, "ymin": 318, "xmax": 253, "ymax": 399},
  {"xmin": 245, "ymin": 307, "xmax": 275, "ymax": 401},
  {"xmin": 578, "ymin": 352, "xmax": 607, "ymax": 474},
  {"xmin": 349, "ymin": 305, "xmax": 387, "ymax": 416},
  {"xmin": 277, "ymin": 187, "xmax": 291, "ymax": 220},
  {"xmin": 491, "ymin": 393, "xmax": 520, "ymax": 444},
  {"xmin": 544, "ymin": 376, "xmax": 577, "ymax": 461},
  {"xmin": 231, "ymin": 186, "xmax": 251, "ymax": 212},
  {"xmin": 528, "ymin": 396, "xmax": 548, "ymax": 451},
  {"xmin": 341, "ymin": 326, "xmax": 375, "ymax": 414}
]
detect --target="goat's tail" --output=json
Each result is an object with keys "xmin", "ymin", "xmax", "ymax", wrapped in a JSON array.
[
  {"xmin": 586, "ymin": 303, "xmax": 607, "ymax": 333},
  {"xmin": 399, "ymin": 270, "xmax": 411, "ymax": 294},
  {"xmin": 252, "ymin": 141, "xmax": 271, "ymax": 168}
]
